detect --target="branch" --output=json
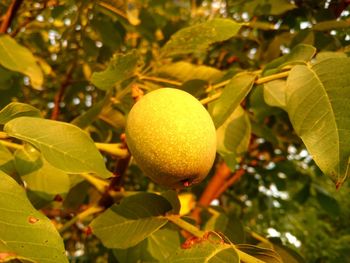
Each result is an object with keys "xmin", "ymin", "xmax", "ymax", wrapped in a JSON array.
[
  {"xmin": 51, "ymin": 63, "xmax": 75, "ymax": 120},
  {"xmin": 10, "ymin": 1, "xmax": 49, "ymax": 37},
  {"xmin": 197, "ymin": 162, "xmax": 232, "ymax": 207},
  {"xmin": 0, "ymin": 0, "xmax": 23, "ymax": 33},
  {"xmin": 212, "ymin": 168, "xmax": 245, "ymax": 200},
  {"xmin": 98, "ymin": 85, "xmax": 142, "ymax": 208},
  {"xmin": 191, "ymin": 162, "xmax": 231, "ymax": 222}
]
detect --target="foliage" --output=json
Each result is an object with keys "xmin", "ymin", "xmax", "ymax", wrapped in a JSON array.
[{"xmin": 0, "ymin": 0, "xmax": 350, "ymax": 262}]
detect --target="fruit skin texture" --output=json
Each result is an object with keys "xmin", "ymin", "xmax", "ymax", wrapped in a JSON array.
[{"xmin": 125, "ymin": 88, "xmax": 217, "ymax": 188}]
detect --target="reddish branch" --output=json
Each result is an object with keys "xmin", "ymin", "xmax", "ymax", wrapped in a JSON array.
[
  {"xmin": 10, "ymin": 1, "xmax": 50, "ymax": 37},
  {"xmin": 98, "ymin": 84, "xmax": 142, "ymax": 207},
  {"xmin": 51, "ymin": 63, "xmax": 75, "ymax": 120},
  {"xmin": 0, "ymin": 0, "xmax": 24, "ymax": 33},
  {"xmin": 191, "ymin": 162, "xmax": 245, "ymax": 223}
]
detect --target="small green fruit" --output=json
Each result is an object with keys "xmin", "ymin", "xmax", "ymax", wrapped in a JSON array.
[{"xmin": 125, "ymin": 88, "xmax": 217, "ymax": 188}]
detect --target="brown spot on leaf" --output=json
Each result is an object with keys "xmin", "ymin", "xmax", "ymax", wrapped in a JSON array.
[{"xmin": 28, "ymin": 216, "xmax": 39, "ymax": 224}]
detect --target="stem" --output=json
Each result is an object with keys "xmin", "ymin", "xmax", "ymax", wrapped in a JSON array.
[
  {"xmin": 0, "ymin": 132, "xmax": 9, "ymax": 139},
  {"xmin": 201, "ymin": 70, "xmax": 290, "ymax": 105},
  {"xmin": 95, "ymin": 143, "xmax": 129, "ymax": 158},
  {"xmin": 79, "ymin": 173, "xmax": 109, "ymax": 193},
  {"xmin": 51, "ymin": 63, "xmax": 75, "ymax": 120},
  {"xmin": 0, "ymin": 140, "xmax": 23, "ymax": 150},
  {"xmin": 139, "ymin": 75, "xmax": 182, "ymax": 86},
  {"xmin": 255, "ymin": 71, "xmax": 290, "ymax": 85},
  {"xmin": 166, "ymin": 214, "xmax": 204, "ymax": 238},
  {"xmin": 58, "ymin": 205, "xmax": 103, "ymax": 234},
  {"xmin": 11, "ymin": 1, "xmax": 49, "ymax": 37},
  {"xmin": 200, "ymin": 91, "xmax": 222, "ymax": 105},
  {"xmin": 190, "ymin": 162, "xmax": 231, "ymax": 223},
  {"xmin": 213, "ymin": 168, "xmax": 245, "ymax": 200},
  {"xmin": 0, "ymin": 0, "xmax": 24, "ymax": 33},
  {"xmin": 98, "ymin": 2, "xmax": 128, "ymax": 20}
]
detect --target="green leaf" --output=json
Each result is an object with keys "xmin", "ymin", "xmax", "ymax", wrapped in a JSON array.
[
  {"xmin": 313, "ymin": 19, "xmax": 350, "ymax": 31},
  {"xmin": 315, "ymin": 51, "xmax": 347, "ymax": 62},
  {"xmin": 269, "ymin": 238, "xmax": 306, "ymax": 263},
  {"xmin": 0, "ymin": 240, "xmax": 35, "ymax": 263},
  {"xmin": 0, "ymin": 170, "xmax": 68, "ymax": 263},
  {"xmin": 155, "ymin": 62, "xmax": 223, "ymax": 82},
  {"xmin": 71, "ymin": 96, "xmax": 109, "ymax": 129},
  {"xmin": 91, "ymin": 50, "xmax": 140, "ymax": 91},
  {"xmin": 264, "ymin": 44, "xmax": 316, "ymax": 75},
  {"xmin": 236, "ymin": 244, "xmax": 282, "ymax": 263},
  {"xmin": 210, "ymin": 72, "xmax": 256, "ymax": 128},
  {"xmin": 285, "ymin": 58, "xmax": 350, "ymax": 186},
  {"xmin": 205, "ymin": 212, "xmax": 245, "ymax": 244},
  {"xmin": 314, "ymin": 186, "xmax": 341, "ymax": 216},
  {"xmin": 165, "ymin": 241, "xmax": 239, "ymax": 263},
  {"xmin": 112, "ymin": 239, "xmax": 155, "ymax": 263},
  {"xmin": 0, "ymin": 143, "xmax": 16, "ymax": 175},
  {"xmin": 250, "ymin": 117, "xmax": 279, "ymax": 146},
  {"xmin": 263, "ymin": 80, "xmax": 287, "ymax": 109},
  {"xmin": 147, "ymin": 227, "xmax": 181, "ymax": 261},
  {"xmin": 161, "ymin": 19, "xmax": 241, "ymax": 57},
  {"xmin": 0, "ymin": 102, "xmax": 41, "ymax": 125},
  {"xmin": 15, "ymin": 146, "xmax": 70, "ymax": 195},
  {"xmin": 90, "ymin": 193, "xmax": 172, "ymax": 249},
  {"xmin": 232, "ymin": 0, "xmax": 296, "ymax": 16},
  {"xmin": 216, "ymin": 106, "xmax": 251, "ymax": 170},
  {"xmin": 0, "ymin": 35, "xmax": 43, "ymax": 90},
  {"xmin": 161, "ymin": 190, "xmax": 181, "ymax": 214},
  {"xmin": 4, "ymin": 117, "xmax": 112, "ymax": 178}
]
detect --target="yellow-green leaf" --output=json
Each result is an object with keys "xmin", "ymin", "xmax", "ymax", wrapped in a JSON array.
[
  {"xmin": 161, "ymin": 19, "xmax": 241, "ymax": 57},
  {"xmin": 286, "ymin": 57, "xmax": 350, "ymax": 186},
  {"xmin": 4, "ymin": 117, "xmax": 112, "ymax": 178},
  {"xmin": 0, "ymin": 170, "xmax": 68, "ymax": 263},
  {"xmin": 0, "ymin": 35, "xmax": 43, "ymax": 90}
]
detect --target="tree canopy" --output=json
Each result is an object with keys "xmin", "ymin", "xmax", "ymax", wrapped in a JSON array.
[{"xmin": 0, "ymin": 0, "xmax": 350, "ymax": 262}]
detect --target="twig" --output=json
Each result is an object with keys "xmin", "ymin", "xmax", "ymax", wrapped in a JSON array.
[
  {"xmin": 191, "ymin": 162, "xmax": 231, "ymax": 222},
  {"xmin": 0, "ymin": 140, "xmax": 23, "ymax": 150},
  {"xmin": 167, "ymin": 214, "xmax": 204, "ymax": 238},
  {"xmin": 51, "ymin": 63, "xmax": 75, "ymax": 120},
  {"xmin": 0, "ymin": 132, "xmax": 9, "ymax": 139},
  {"xmin": 109, "ymin": 134, "xmax": 131, "ymax": 190},
  {"xmin": 95, "ymin": 143, "xmax": 129, "ymax": 158},
  {"xmin": 10, "ymin": 1, "xmax": 49, "ymax": 37},
  {"xmin": 139, "ymin": 75, "xmax": 182, "ymax": 86},
  {"xmin": 79, "ymin": 173, "xmax": 109, "ymax": 193},
  {"xmin": 201, "ymin": 70, "xmax": 290, "ymax": 105},
  {"xmin": 58, "ymin": 205, "xmax": 103, "ymax": 234},
  {"xmin": 255, "ymin": 71, "xmax": 289, "ymax": 85},
  {"xmin": 98, "ymin": 2, "xmax": 128, "ymax": 20},
  {"xmin": 197, "ymin": 162, "xmax": 232, "ymax": 208},
  {"xmin": 0, "ymin": 0, "xmax": 24, "ymax": 33},
  {"xmin": 200, "ymin": 91, "xmax": 222, "ymax": 105},
  {"xmin": 212, "ymin": 168, "xmax": 245, "ymax": 200}
]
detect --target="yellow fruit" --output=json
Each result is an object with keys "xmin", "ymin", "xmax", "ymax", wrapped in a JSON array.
[{"xmin": 125, "ymin": 88, "xmax": 217, "ymax": 188}]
